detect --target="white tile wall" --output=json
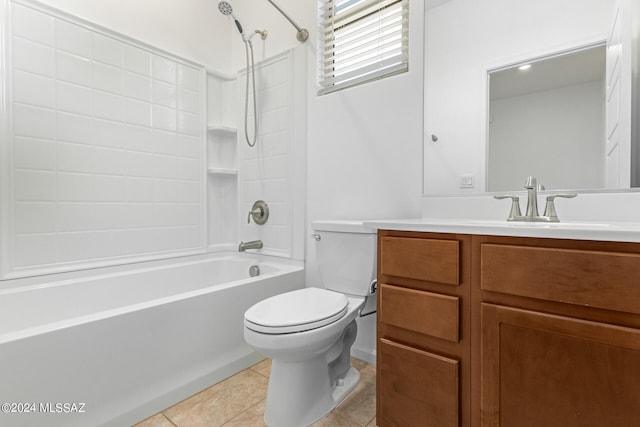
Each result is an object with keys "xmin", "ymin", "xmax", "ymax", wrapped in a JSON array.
[
  {"xmin": 2, "ymin": 1, "xmax": 205, "ymax": 277},
  {"xmin": 238, "ymin": 53, "xmax": 294, "ymax": 257},
  {"xmin": 12, "ymin": 37, "xmax": 55, "ymax": 76}
]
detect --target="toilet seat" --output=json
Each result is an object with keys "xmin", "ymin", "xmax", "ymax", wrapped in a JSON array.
[{"xmin": 245, "ymin": 287, "xmax": 349, "ymax": 334}]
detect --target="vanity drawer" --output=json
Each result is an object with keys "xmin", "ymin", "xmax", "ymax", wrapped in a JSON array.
[
  {"xmin": 378, "ymin": 338, "xmax": 459, "ymax": 427},
  {"xmin": 379, "ymin": 283, "xmax": 459, "ymax": 342},
  {"xmin": 481, "ymin": 243, "xmax": 640, "ymax": 315},
  {"xmin": 380, "ymin": 236, "xmax": 459, "ymax": 285}
]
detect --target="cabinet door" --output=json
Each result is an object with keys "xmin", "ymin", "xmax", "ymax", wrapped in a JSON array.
[
  {"xmin": 378, "ymin": 338, "xmax": 459, "ymax": 427},
  {"xmin": 482, "ymin": 303, "xmax": 640, "ymax": 427}
]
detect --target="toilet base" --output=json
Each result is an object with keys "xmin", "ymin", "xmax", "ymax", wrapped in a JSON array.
[
  {"xmin": 264, "ymin": 361, "xmax": 360, "ymax": 427},
  {"xmin": 330, "ymin": 366, "xmax": 360, "ymax": 408}
]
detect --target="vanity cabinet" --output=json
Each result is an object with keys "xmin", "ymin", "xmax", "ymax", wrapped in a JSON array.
[
  {"xmin": 377, "ymin": 231, "xmax": 472, "ymax": 427},
  {"xmin": 377, "ymin": 231, "xmax": 640, "ymax": 427},
  {"xmin": 474, "ymin": 236, "xmax": 640, "ymax": 426}
]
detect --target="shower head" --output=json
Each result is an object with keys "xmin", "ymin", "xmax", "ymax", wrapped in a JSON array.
[
  {"xmin": 217, "ymin": 0, "xmax": 244, "ymax": 35},
  {"xmin": 217, "ymin": 0, "xmax": 233, "ymax": 16}
]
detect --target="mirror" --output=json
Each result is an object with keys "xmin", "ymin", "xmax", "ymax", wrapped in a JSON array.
[
  {"xmin": 423, "ymin": 0, "xmax": 639, "ymax": 195},
  {"xmin": 487, "ymin": 44, "xmax": 606, "ymax": 192}
]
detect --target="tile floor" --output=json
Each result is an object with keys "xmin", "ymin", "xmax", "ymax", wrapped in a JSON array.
[{"xmin": 134, "ymin": 358, "xmax": 376, "ymax": 427}]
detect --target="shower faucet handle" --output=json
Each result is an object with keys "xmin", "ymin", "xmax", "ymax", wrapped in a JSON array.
[{"xmin": 247, "ymin": 200, "xmax": 269, "ymax": 225}]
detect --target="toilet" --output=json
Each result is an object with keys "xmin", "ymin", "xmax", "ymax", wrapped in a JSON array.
[{"xmin": 243, "ymin": 220, "xmax": 376, "ymax": 427}]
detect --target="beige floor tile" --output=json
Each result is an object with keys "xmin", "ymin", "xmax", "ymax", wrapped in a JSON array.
[
  {"xmin": 221, "ymin": 399, "xmax": 267, "ymax": 427},
  {"xmin": 164, "ymin": 369, "xmax": 268, "ymax": 427},
  {"xmin": 160, "ymin": 382, "xmax": 222, "ymax": 422},
  {"xmin": 249, "ymin": 358, "xmax": 272, "ymax": 378},
  {"xmin": 133, "ymin": 413, "xmax": 176, "ymax": 427},
  {"xmin": 333, "ymin": 380, "xmax": 376, "ymax": 425},
  {"xmin": 311, "ymin": 412, "xmax": 362, "ymax": 427},
  {"xmin": 146, "ymin": 360, "xmax": 376, "ymax": 427},
  {"xmin": 358, "ymin": 364, "xmax": 377, "ymax": 387},
  {"xmin": 350, "ymin": 357, "xmax": 370, "ymax": 371},
  {"xmin": 332, "ymin": 364, "xmax": 376, "ymax": 426}
]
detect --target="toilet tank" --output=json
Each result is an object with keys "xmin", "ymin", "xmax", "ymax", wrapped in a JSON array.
[{"xmin": 312, "ymin": 220, "xmax": 377, "ymax": 297}]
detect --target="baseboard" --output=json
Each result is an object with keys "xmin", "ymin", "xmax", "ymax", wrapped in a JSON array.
[{"xmin": 352, "ymin": 345, "xmax": 376, "ymax": 366}]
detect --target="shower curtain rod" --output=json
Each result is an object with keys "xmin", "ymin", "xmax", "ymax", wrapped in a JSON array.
[{"xmin": 266, "ymin": 0, "xmax": 309, "ymax": 42}]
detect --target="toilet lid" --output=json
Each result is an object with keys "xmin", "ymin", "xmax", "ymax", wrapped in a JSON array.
[{"xmin": 244, "ymin": 287, "xmax": 349, "ymax": 334}]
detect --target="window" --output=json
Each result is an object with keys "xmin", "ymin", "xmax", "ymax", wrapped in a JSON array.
[{"xmin": 319, "ymin": 0, "xmax": 409, "ymax": 95}]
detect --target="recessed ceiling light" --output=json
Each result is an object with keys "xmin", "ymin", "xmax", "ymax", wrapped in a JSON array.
[{"xmin": 518, "ymin": 64, "xmax": 532, "ymax": 71}]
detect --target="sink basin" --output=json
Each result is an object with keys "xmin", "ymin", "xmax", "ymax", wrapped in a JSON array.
[{"xmin": 466, "ymin": 220, "xmax": 611, "ymax": 229}]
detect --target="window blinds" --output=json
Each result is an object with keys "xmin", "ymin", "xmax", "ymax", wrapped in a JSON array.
[{"xmin": 319, "ymin": 0, "xmax": 409, "ymax": 94}]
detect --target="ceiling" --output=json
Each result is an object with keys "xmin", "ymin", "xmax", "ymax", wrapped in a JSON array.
[{"xmin": 490, "ymin": 44, "xmax": 606, "ymax": 100}]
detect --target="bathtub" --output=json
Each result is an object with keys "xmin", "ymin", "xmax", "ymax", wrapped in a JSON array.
[{"xmin": 0, "ymin": 252, "xmax": 304, "ymax": 427}]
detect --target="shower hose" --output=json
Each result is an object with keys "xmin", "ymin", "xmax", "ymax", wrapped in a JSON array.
[{"xmin": 244, "ymin": 40, "xmax": 258, "ymax": 147}]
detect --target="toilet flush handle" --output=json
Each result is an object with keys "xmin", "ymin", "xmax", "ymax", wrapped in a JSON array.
[
  {"xmin": 370, "ymin": 279, "xmax": 377, "ymax": 294},
  {"xmin": 311, "ymin": 233, "xmax": 321, "ymax": 241}
]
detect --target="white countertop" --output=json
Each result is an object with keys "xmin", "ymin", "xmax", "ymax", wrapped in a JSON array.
[{"xmin": 363, "ymin": 218, "xmax": 640, "ymax": 243}]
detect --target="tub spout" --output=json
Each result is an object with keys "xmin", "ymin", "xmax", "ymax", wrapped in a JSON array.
[{"xmin": 238, "ymin": 240, "xmax": 263, "ymax": 252}]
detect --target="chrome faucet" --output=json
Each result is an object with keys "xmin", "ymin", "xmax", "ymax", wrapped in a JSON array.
[
  {"xmin": 523, "ymin": 175, "xmax": 540, "ymax": 219},
  {"xmin": 494, "ymin": 176, "xmax": 577, "ymax": 222},
  {"xmin": 238, "ymin": 240, "xmax": 263, "ymax": 252}
]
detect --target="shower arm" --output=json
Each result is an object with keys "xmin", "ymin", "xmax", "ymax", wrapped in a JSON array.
[{"xmin": 266, "ymin": 0, "xmax": 309, "ymax": 42}]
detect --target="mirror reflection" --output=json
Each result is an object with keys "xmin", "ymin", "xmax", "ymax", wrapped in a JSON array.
[
  {"xmin": 423, "ymin": 0, "xmax": 639, "ymax": 195},
  {"xmin": 487, "ymin": 45, "xmax": 606, "ymax": 192}
]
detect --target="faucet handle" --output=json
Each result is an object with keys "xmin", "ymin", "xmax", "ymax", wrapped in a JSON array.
[
  {"xmin": 543, "ymin": 193, "xmax": 577, "ymax": 222},
  {"xmin": 493, "ymin": 195, "xmax": 522, "ymax": 221},
  {"xmin": 247, "ymin": 200, "xmax": 269, "ymax": 225},
  {"xmin": 247, "ymin": 207, "xmax": 262, "ymax": 223}
]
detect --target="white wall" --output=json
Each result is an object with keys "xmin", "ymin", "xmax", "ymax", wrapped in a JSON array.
[
  {"xmin": 424, "ymin": 0, "xmax": 614, "ymax": 194},
  {"xmin": 632, "ymin": 0, "xmax": 640, "ymax": 186},
  {"xmin": 309, "ymin": 2, "xmax": 424, "ymax": 363},
  {"xmin": 489, "ymin": 80, "xmax": 605, "ymax": 191},
  {"xmin": 227, "ymin": 0, "xmax": 313, "ymax": 71},
  {"xmin": 35, "ymin": 0, "xmax": 231, "ymax": 71}
]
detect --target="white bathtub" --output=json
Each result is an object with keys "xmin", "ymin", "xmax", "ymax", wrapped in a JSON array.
[{"xmin": 0, "ymin": 253, "xmax": 304, "ymax": 427}]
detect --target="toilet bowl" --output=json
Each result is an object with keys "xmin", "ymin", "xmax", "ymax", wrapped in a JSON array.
[{"xmin": 243, "ymin": 220, "xmax": 376, "ymax": 427}]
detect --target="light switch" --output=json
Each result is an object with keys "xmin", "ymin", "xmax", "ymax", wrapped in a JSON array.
[{"xmin": 459, "ymin": 174, "xmax": 475, "ymax": 188}]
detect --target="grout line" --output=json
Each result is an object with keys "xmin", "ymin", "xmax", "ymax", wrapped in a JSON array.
[
  {"xmin": 219, "ymin": 398, "xmax": 266, "ymax": 427},
  {"xmin": 247, "ymin": 359, "xmax": 271, "ymax": 378},
  {"xmin": 160, "ymin": 413, "xmax": 178, "ymax": 427},
  {"xmin": 363, "ymin": 414, "xmax": 376, "ymax": 427},
  {"xmin": 249, "ymin": 368, "xmax": 270, "ymax": 378}
]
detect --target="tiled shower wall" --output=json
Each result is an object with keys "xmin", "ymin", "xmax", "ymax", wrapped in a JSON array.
[
  {"xmin": 237, "ymin": 49, "xmax": 306, "ymax": 260},
  {"xmin": 0, "ymin": 0, "xmax": 205, "ymax": 278}
]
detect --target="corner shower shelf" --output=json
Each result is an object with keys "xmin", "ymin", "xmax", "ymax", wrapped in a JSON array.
[
  {"xmin": 207, "ymin": 125, "xmax": 237, "ymax": 137},
  {"xmin": 207, "ymin": 167, "xmax": 238, "ymax": 176}
]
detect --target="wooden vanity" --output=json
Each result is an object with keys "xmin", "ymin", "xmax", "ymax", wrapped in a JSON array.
[{"xmin": 376, "ymin": 229, "xmax": 640, "ymax": 427}]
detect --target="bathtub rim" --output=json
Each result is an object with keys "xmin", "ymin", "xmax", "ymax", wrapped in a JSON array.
[
  {"xmin": 0, "ymin": 251, "xmax": 304, "ymax": 345},
  {"xmin": 0, "ymin": 250, "xmax": 302, "ymax": 293}
]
